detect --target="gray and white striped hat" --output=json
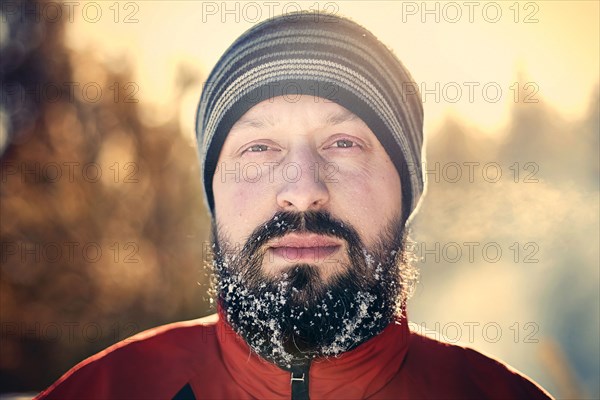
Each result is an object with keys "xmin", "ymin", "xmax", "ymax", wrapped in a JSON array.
[{"xmin": 196, "ymin": 12, "xmax": 425, "ymax": 224}]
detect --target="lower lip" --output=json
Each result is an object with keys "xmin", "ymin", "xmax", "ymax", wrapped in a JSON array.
[{"xmin": 270, "ymin": 245, "xmax": 341, "ymax": 262}]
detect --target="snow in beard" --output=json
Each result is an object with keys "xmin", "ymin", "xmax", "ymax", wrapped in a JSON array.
[
  {"xmin": 215, "ymin": 266, "xmax": 386, "ymax": 367},
  {"xmin": 215, "ymin": 240, "xmax": 404, "ymax": 367}
]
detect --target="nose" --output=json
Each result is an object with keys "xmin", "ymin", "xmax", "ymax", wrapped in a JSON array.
[{"xmin": 276, "ymin": 148, "xmax": 330, "ymax": 212}]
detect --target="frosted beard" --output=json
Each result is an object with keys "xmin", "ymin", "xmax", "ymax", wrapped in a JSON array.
[{"xmin": 211, "ymin": 210, "xmax": 417, "ymax": 368}]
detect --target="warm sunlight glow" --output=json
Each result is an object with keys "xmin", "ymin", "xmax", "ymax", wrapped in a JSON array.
[{"xmin": 65, "ymin": 1, "xmax": 599, "ymax": 137}]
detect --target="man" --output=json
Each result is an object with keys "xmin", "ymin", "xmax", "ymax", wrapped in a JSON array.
[{"xmin": 37, "ymin": 12, "xmax": 553, "ymax": 400}]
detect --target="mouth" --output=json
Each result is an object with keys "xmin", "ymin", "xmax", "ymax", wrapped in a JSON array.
[{"xmin": 267, "ymin": 234, "xmax": 343, "ymax": 263}]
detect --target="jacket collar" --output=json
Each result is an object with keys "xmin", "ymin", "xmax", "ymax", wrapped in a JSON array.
[{"xmin": 215, "ymin": 307, "xmax": 411, "ymax": 399}]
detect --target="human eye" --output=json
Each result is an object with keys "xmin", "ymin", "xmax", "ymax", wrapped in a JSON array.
[
  {"xmin": 240, "ymin": 142, "xmax": 280, "ymax": 155},
  {"xmin": 246, "ymin": 144, "xmax": 270, "ymax": 152},
  {"xmin": 331, "ymin": 139, "xmax": 357, "ymax": 148},
  {"xmin": 325, "ymin": 137, "xmax": 363, "ymax": 150}
]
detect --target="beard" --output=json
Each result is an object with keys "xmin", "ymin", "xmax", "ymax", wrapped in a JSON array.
[{"xmin": 210, "ymin": 210, "xmax": 417, "ymax": 368}]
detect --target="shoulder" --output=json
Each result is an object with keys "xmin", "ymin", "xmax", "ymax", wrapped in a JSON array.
[
  {"xmin": 35, "ymin": 314, "xmax": 220, "ymax": 400},
  {"xmin": 401, "ymin": 325, "xmax": 554, "ymax": 399}
]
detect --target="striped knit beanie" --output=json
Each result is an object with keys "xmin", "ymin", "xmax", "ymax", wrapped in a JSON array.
[{"xmin": 196, "ymin": 12, "xmax": 425, "ymax": 224}]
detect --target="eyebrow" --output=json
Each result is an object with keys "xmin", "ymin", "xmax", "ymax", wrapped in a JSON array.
[
  {"xmin": 231, "ymin": 114, "xmax": 276, "ymax": 130},
  {"xmin": 230, "ymin": 108, "xmax": 359, "ymax": 131},
  {"xmin": 325, "ymin": 109, "xmax": 359, "ymax": 125}
]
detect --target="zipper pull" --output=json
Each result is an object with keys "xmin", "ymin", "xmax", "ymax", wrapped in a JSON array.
[{"xmin": 290, "ymin": 362, "xmax": 310, "ymax": 400}]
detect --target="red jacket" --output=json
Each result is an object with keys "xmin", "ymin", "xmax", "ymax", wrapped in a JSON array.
[{"xmin": 36, "ymin": 312, "xmax": 553, "ymax": 399}]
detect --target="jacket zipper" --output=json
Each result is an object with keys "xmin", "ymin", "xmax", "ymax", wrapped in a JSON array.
[{"xmin": 289, "ymin": 361, "xmax": 311, "ymax": 400}]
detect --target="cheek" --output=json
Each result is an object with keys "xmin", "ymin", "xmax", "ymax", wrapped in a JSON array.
[
  {"xmin": 331, "ymin": 162, "xmax": 401, "ymax": 242},
  {"xmin": 334, "ymin": 163, "xmax": 395, "ymax": 210},
  {"xmin": 328, "ymin": 168, "xmax": 373, "ymax": 222},
  {"xmin": 213, "ymin": 177, "xmax": 273, "ymax": 243}
]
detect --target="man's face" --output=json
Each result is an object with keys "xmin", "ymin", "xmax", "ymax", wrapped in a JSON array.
[
  {"xmin": 213, "ymin": 95, "xmax": 403, "ymax": 274},
  {"xmin": 210, "ymin": 95, "xmax": 413, "ymax": 366}
]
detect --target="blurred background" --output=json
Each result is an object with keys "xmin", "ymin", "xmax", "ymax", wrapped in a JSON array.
[{"xmin": 0, "ymin": 0, "xmax": 598, "ymax": 398}]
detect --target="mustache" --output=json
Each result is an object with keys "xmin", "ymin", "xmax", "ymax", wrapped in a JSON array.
[{"xmin": 240, "ymin": 210, "xmax": 364, "ymax": 258}]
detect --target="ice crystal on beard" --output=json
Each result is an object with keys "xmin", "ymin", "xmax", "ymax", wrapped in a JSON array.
[
  {"xmin": 219, "ymin": 273, "xmax": 297, "ymax": 366},
  {"xmin": 318, "ymin": 291, "xmax": 380, "ymax": 357},
  {"xmin": 363, "ymin": 249, "xmax": 374, "ymax": 267},
  {"xmin": 374, "ymin": 263, "xmax": 383, "ymax": 280}
]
